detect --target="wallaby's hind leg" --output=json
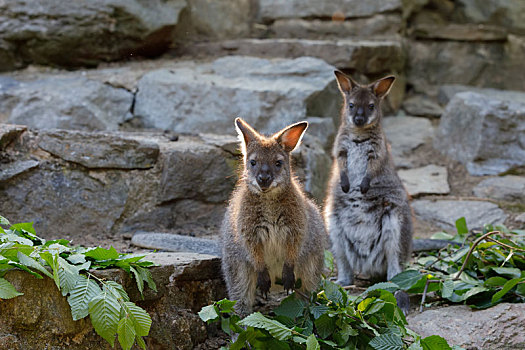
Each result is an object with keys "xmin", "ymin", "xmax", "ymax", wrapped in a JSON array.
[
  {"xmin": 332, "ymin": 235, "xmax": 354, "ymax": 286},
  {"xmin": 224, "ymin": 260, "xmax": 257, "ymax": 317},
  {"xmin": 382, "ymin": 210, "xmax": 403, "ymax": 281}
]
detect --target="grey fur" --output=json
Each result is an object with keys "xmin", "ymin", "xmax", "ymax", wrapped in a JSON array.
[
  {"xmin": 324, "ymin": 72, "xmax": 413, "ymax": 287},
  {"xmin": 221, "ymin": 119, "xmax": 327, "ymax": 316}
]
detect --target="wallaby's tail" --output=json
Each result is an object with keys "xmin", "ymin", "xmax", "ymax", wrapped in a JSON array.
[
  {"xmin": 131, "ymin": 232, "xmax": 221, "ymax": 256},
  {"xmin": 412, "ymin": 239, "xmax": 458, "ymax": 252}
]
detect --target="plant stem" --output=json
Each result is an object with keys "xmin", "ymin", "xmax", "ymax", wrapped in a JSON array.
[{"xmin": 454, "ymin": 231, "xmax": 500, "ymax": 281}]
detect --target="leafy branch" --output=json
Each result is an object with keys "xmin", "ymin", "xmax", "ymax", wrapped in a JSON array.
[{"xmin": 0, "ymin": 215, "xmax": 156, "ymax": 350}]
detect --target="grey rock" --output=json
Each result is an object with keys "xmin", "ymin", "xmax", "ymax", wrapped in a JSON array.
[
  {"xmin": 304, "ymin": 117, "xmax": 336, "ymax": 149},
  {"xmin": 473, "ymin": 175, "xmax": 525, "ymax": 202},
  {"xmin": 0, "ymin": 124, "xmax": 26, "ymax": 150},
  {"xmin": 0, "ymin": 160, "xmax": 39, "ymax": 182},
  {"xmin": 257, "ymin": 0, "xmax": 402, "ymax": 22},
  {"xmin": 383, "ymin": 116, "xmax": 434, "ymax": 167},
  {"xmin": 174, "ymin": 0, "xmax": 253, "ymax": 41},
  {"xmin": 133, "ymin": 56, "xmax": 339, "ymax": 135},
  {"xmin": 269, "ymin": 15, "xmax": 402, "ymax": 39},
  {"xmin": 438, "ymin": 85, "xmax": 525, "ymax": 106},
  {"xmin": 177, "ymin": 39, "xmax": 405, "ymax": 73},
  {"xmin": 398, "ymin": 165, "xmax": 450, "ymax": 197},
  {"xmin": 434, "ymin": 91, "xmax": 525, "ymax": 175},
  {"xmin": 455, "ymin": 0, "xmax": 525, "ymax": 33},
  {"xmin": 132, "ymin": 233, "xmax": 220, "ymax": 256},
  {"xmin": 412, "ymin": 199, "xmax": 508, "ymax": 232},
  {"xmin": 409, "ymin": 23, "xmax": 508, "ymax": 41},
  {"xmin": 0, "ymin": 0, "xmax": 186, "ymax": 70},
  {"xmin": 407, "ymin": 303, "xmax": 525, "ymax": 349},
  {"xmin": 38, "ymin": 130, "xmax": 159, "ymax": 169},
  {"xmin": 402, "ymin": 95, "xmax": 443, "ymax": 117},
  {"xmin": 2, "ymin": 77, "xmax": 133, "ymax": 131},
  {"xmin": 516, "ymin": 212, "xmax": 525, "ymax": 224}
]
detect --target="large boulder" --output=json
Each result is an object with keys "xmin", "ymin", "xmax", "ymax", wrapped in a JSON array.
[
  {"xmin": 434, "ymin": 90, "xmax": 525, "ymax": 175},
  {"xmin": 412, "ymin": 199, "xmax": 508, "ymax": 232},
  {"xmin": 257, "ymin": 0, "xmax": 402, "ymax": 22},
  {"xmin": 408, "ymin": 303, "xmax": 525, "ymax": 349},
  {"xmin": 473, "ymin": 175, "xmax": 525, "ymax": 202},
  {"xmin": 0, "ymin": 76, "xmax": 133, "ymax": 131},
  {"xmin": 454, "ymin": 0, "xmax": 525, "ymax": 33},
  {"xmin": 0, "ymin": 0, "xmax": 185, "ymax": 70},
  {"xmin": 133, "ymin": 56, "xmax": 339, "ymax": 136}
]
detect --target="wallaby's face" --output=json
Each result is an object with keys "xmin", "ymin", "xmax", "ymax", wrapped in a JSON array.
[
  {"xmin": 334, "ymin": 71, "xmax": 395, "ymax": 128},
  {"xmin": 235, "ymin": 118, "xmax": 308, "ymax": 194}
]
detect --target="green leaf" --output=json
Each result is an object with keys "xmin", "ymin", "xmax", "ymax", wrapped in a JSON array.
[
  {"xmin": 199, "ymin": 305, "xmax": 219, "ymax": 322},
  {"xmin": 57, "ymin": 257, "xmax": 83, "ymax": 296},
  {"xmin": 306, "ymin": 334, "xmax": 320, "ymax": 350},
  {"xmin": 216, "ymin": 299, "xmax": 237, "ymax": 313},
  {"xmin": 117, "ymin": 316, "xmax": 136, "ymax": 350},
  {"xmin": 135, "ymin": 265, "xmax": 157, "ymax": 292},
  {"xmin": 391, "ymin": 270, "xmax": 423, "ymax": 290},
  {"xmin": 369, "ymin": 333, "xmax": 404, "ymax": 350},
  {"xmin": 17, "ymin": 251, "xmax": 53, "ymax": 279},
  {"xmin": 491, "ymin": 267, "xmax": 522, "ymax": 279},
  {"xmin": 491, "ymin": 278, "xmax": 524, "ymax": 303},
  {"xmin": 365, "ymin": 282, "xmax": 400, "ymax": 294},
  {"xmin": 85, "ymin": 247, "xmax": 120, "ymax": 260},
  {"xmin": 441, "ymin": 280, "xmax": 454, "ymax": 299},
  {"xmin": 105, "ymin": 280, "xmax": 130, "ymax": 302},
  {"xmin": 130, "ymin": 266, "xmax": 144, "ymax": 295},
  {"xmin": 421, "ymin": 335, "xmax": 451, "ymax": 350},
  {"xmin": 136, "ymin": 335, "xmax": 146, "ymax": 350},
  {"xmin": 122, "ymin": 301, "xmax": 152, "ymax": 337},
  {"xmin": 9, "ymin": 222, "xmax": 36, "ymax": 234},
  {"xmin": 0, "ymin": 277, "xmax": 23, "ymax": 299},
  {"xmin": 0, "ymin": 216, "xmax": 10, "ymax": 226},
  {"xmin": 314, "ymin": 313, "xmax": 336, "ymax": 339},
  {"xmin": 89, "ymin": 288, "xmax": 121, "ymax": 346},
  {"xmin": 274, "ymin": 294, "xmax": 305, "ymax": 319},
  {"xmin": 484, "ymin": 276, "xmax": 508, "ymax": 287},
  {"xmin": 67, "ymin": 254, "xmax": 87, "ymax": 265},
  {"xmin": 455, "ymin": 217, "xmax": 468, "ymax": 236},
  {"xmin": 310, "ymin": 305, "xmax": 330, "ymax": 319},
  {"xmin": 68, "ymin": 275, "xmax": 102, "ymax": 321},
  {"xmin": 239, "ymin": 312, "xmax": 293, "ymax": 341}
]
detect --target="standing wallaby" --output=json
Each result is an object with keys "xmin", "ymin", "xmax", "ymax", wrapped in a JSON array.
[
  {"xmin": 324, "ymin": 71, "xmax": 413, "ymax": 305},
  {"xmin": 221, "ymin": 118, "xmax": 327, "ymax": 316}
]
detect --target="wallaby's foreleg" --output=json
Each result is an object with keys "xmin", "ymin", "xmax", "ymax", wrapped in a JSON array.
[
  {"xmin": 337, "ymin": 149, "xmax": 350, "ymax": 193},
  {"xmin": 382, "ymin": 210, "xmax": 403, "ymax": 281},
  {"xmin": 252, "ymin": 242, "xmax": 271, "ymax": 298},
  {"xmin": 360, "ymin": 147, "xmax": 382, "ymax": 194},
  {"xmin": 226, "ymin": 261, "xmax": 257, "ymax": 317},
  {"xmin": 333, "ymin": 235, "xmax": 354, "ymax": 286},
  {"xmin": 282, "ymin": 234, "xmax": 299, "ymax": 293}
]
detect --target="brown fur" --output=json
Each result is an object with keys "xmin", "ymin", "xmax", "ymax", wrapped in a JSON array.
[{"xmin": 221, "ymin": 118, "xmax": 327, "ymax": 316}]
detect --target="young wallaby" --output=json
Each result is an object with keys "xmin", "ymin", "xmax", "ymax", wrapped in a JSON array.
[
  {"xmin": 324, "ymin": 71, "xmax": 413, "ymax": 311},
  {"xmin": 221, "ymin": 118, "xmax": 327, "ymax": 316}
]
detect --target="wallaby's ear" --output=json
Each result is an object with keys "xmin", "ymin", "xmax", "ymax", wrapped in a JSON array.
[
  {"xmin": 275, "ymin": 121, "xmax": 308, "ymax": 152},
  {"xmin": 372, "ymin": 75, "xmax": 395, "ymax": 99},
  {"xmin": 334, "ymin": 70, "xmax": 356, "ymax": 94},
  {"xmin": 235, "ymin": 118, "xmax": 259, "ymax": 154}
]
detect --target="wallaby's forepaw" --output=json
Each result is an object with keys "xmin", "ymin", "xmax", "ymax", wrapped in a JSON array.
[
  {"xmin": 282, "ymin": 263, "xmax": 295, "ymax": 293},
  {"xmin": 340, "ymin": 172, "xmax": 350, "ymax": 193},
  {"xmin": 394, "ymin": 290, "xmax": 410, "ymax": 316},
  {"xmin": 359, "ymin": 176, "xmax": 370, "ymax": 194},
  {"xmin": 257, "ymin": 268, "xmax": 271, "ymax": 299}
]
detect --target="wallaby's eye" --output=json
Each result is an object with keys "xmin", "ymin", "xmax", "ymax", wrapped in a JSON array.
[
  {"xmin": 349, "ymin": 103, "xmax": 355, "ymax": 109},
  {"xmin": 368, "ymin": 104, "xmax": 375, "ymax": 111},
  {"xmin": 275, "ymin": 160, "xmax": 283, "ymax": 168},
  {"xmin": 250, "ymin": 159, "xmax": 256, "ymax": 167}
]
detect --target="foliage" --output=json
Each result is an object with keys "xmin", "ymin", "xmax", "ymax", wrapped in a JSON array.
[
  {"xmin": 0, "ymin": 215, "xmax": 156, "ymax": 350},
  {"xmin": 199, "ymin": 280, "xmax": 460, "ymax": 349},
  {"xmin": 394, "ymin": 217, "xmax": 525, "ymax": 310}
]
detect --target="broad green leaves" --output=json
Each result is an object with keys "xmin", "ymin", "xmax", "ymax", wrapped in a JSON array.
[{"xmin": 0, "ymin": 215, "xmax": 155, "ymax": 350}]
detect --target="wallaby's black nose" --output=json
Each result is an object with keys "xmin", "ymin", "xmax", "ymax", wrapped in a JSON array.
[
  {"xmin": 257, "ymin": 165, "xmax": 273, "ymax": 189},
  {"xmin": 354, "ymin": 115, "xmax": 366, "ymax": 126}
]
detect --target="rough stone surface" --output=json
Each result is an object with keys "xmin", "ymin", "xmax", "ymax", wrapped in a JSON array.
[
  {"xmin": 132, "ymin": 233, "xmax": 221, "ymax": 256},
  {"xmin": 0, "ymin": 252, "xmax": 226, "ymax": 350},
  {"xmin": 177, "ymin": 39, "xmax": 405, "ymax": 73},
  {"xmin": 269, "ymin": 15, "xmax": 402, "ymax": 39},
  {"xmin": 409, "ymin": 23, "xmax": 508, "ymax": 41},
  {"xmin": 0, "ymin": 0, "xmax": 186, "ymax": 70},
  {"xmin": 174, "ymin": 0, "xmax": 254, "ymax": 41},
  {"xmin": 383, "ymin": 116, "xmax": 434, "ymax": 167},
  {"xmin": 402, "ymin": 95, "xmax": 443, "ymax": 117},
  {"xmin": 304, "ymin": 117, "xmax": 336, "ymax": 150},
  {"xmin": 438, "ymin": 85, "xmax": 525, "ymax": 106},
  {"xmin": 473, "ymin": 176, "xmax": 525, "ymax": 202},
  {"xmin": 434, "ymin": 91, "xmax": 525, "ymax": 175},
  {"xmin": 38, "ymin": 130, "xmax": 160, "ymax": 169},
  {"xmin": 257, "ymin": 0, "xmax": 402, "ymax": 22},
  {"xmin": 1, "ymin": 76, "xmax": 133, "ymax": 131},
  {"xmin": 0, "ymin": 159, "xmax": 39, "ymax": 182},
  {"xmin": 455, "ymin": 0, "xmax": 525, "ymax": 33},
  {"xmin": 398, "ymin": 165, "xmax": 450, "ymax": 197},
  {"xmin": 412, "ymin": 200, "xmax": 508, "ymax": 232},
  {"xmin": 0, "ymin": 123, "xmax": 25, "ymax": 150},
  {"xmin": 133, "ymin": 56, "xmax": 339, "ymax": 135},
  {"xmin": 516, "ymin": 213, "xmax": 525, "ymax": 224},
  {"xmin": 407, "ymin": 303, "xmax": 525, "ymax": 349}
]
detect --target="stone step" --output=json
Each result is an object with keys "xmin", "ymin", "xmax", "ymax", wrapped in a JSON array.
[
  {"xmin": 174, "ymin": 38, "xmax": 404, "ymax": 73},
  {"xmin": 132, "ymin": 233, "xmax": 221, "ymax": 256}
]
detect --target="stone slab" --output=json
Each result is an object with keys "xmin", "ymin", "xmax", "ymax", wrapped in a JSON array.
[
  {"xmin": 473, "ymin": 175, "xmax": 525, "ymax": 202},
  {"xmin": 398, "ymin": 165, "xmax": 450, "ymax": 197}
]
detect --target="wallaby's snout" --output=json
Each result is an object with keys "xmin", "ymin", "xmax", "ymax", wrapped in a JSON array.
[
  {"xmin": 256, "ymin": 163, "xmax": 273, "ymax": 190},
  {"xmin": 353, "ymin": 108, "xmax": 366, "ymax": 126}
]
